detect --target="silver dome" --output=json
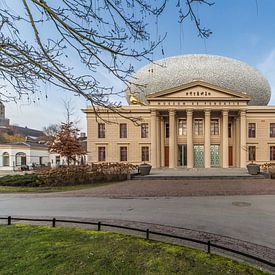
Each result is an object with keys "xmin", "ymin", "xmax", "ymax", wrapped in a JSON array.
[{"xmin": 127, "ymin": 54, "xmax": 271, "ymax": 106}]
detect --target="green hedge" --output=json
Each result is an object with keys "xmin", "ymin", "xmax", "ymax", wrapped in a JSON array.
[{"xmin": 0, "ymin": 174, "xmax": 40, "ymax": 187}]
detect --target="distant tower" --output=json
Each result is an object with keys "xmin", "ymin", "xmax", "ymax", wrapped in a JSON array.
[{"xmin": 0, "ymin": 102, "xmax": 10, "ymax": 127}]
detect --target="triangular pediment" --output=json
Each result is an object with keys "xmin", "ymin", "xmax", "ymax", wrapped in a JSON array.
[{"xmin": 146, "ymin": 81, "xmax": 251, "ymax": 101}]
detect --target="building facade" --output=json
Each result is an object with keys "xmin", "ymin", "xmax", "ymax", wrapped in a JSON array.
[{"xmin": 83, "ymin": 54, "xmax": 275, "ymax": 169}]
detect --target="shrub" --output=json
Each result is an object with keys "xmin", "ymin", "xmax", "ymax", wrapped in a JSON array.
[{"xmin": 0, "ymin": 163, "xmax": 138, "ymax": 187}]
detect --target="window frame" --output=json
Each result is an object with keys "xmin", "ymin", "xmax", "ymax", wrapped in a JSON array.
[
  {"xmin": 98, "ymin": 123, "xmax": 106, "ymax": 138},
  {"xmin": 98, "ymin": 146, "xmax": 106, "ymax": 162},
  {"xmin": 178, "ymin": 119, "xmax": 187, "ymax": 136},
  {"xmin": 194, "ymin": 118, "xmax": 204, "ymax": 136},
  {"xmin": 248, "ymin": 146, "xmax": 256, "ymax": 161},
  {"xmin": 119, "ymin": 123, "xmax": 127, "ymax": 138},
  {"xmin": 141, "ymin": 146, "xmax": 149, "ymax": 162},
  {"xmin": 120, "ymin": 146, "xmax": 128, "ymax": 162},
  {"xmin": 270, "ymin": 123, "xmax": 275, "ymax": 138},
  {"xmin": 248, "ymin": 123, "xmax": 256, "ymax": 138},
  {"xmin": 210, "ymin": 118, "xmax": 219, "ymax": 136},
  {"xmin": 2, "ymin": 152, "xmax": 9, "ymax": 167},
  {"xmin": 141, "ymin": 123, "xmax": 149, "ymax": 138}
]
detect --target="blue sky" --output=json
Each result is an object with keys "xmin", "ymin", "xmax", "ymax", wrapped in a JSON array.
[{"xmin": 4, "ymin": 0, "xmax": 275, "ymax": 132}]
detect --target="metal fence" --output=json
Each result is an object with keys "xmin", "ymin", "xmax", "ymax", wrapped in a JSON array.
[{"xmin": 0, "ymin": 216, "xmax": 274, "ymax": 269}]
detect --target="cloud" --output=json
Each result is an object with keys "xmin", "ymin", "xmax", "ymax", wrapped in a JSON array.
[{"xmin": 257, "ymin": 49, "xmax": 275, "ymax": 105}]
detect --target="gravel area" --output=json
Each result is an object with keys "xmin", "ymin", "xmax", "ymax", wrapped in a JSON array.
[{"xmin": 42, "ymin": 178, "xmax": 275, "ymax": 198}]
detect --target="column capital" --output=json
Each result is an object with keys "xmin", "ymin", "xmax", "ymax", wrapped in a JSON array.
[
  {"xmin": 187, "ymin": 109, "xmax": 193, "ymax": 116},
  {"xmin": 150, "ymin": 109, "xmax": 157, "ymax": 115},
  {"xmin": 169, "ymin": 109, "xmax": 176, "ymax": 114},
  {"xmin": 240, "ymin": 110, "xmax": 247, "ymax": 116},
  {"xmin": 204, "ymin": 109, "xmax": 211, "ymax": 116},
  {"xmin": 222, "ymin": 109, "xmax": 229, "ymax": 115}
]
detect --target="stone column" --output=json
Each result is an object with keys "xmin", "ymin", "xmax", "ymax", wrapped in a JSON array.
[
  {"xmin": 150, "ymin": 109, "xmax": 157, "ymax": 168},
  {"xmin": 222, "ymin": 110, "xmax": 229, "ymax": 168},
  {"xmin": 204, "ymin": 110, "xmax": 211, "ymax": 168},
  {"xmin": 156, "ymin": 116, "xmax": 161, "ymax": 168},
  {"xmin": 169, "ymin": 110, "xmax": 176, "ymax": 168},
  {"xmin": 240, "ymin": 110, "xmax": 247, "ymax": 168},
  {"xmin": 160, "ymin": 117, "xmax": 165, "ymax": 167},
  {"xmin": 187, "ymin": 110, "xmax": 193, "ymax": 168}
]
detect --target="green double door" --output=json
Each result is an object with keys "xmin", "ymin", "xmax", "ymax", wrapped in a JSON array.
[
  {"xmin": 193, "ymin": 144, "xmax": 220, "ymax": 168},
  {"xmin": 194, "ymin": 145, "xmax": 204, "ymax": 167}
]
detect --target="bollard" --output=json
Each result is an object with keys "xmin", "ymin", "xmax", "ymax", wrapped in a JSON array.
[
  {"xmin": 146, "ymin": 229, "xmax": 150, "ymax": 240},
  {"xmin": 52, "ymin": 218, "xmax": 56, "ymax": 227},
  {"xmin": 207, "ymin": 240, "xmax": 211, "ymax": 254},
  {"xmin": 97, "ymin": 221, "xmax": 101, "ymax": 231},
  {"xmin": 8, "ymin": 216, "xmax": 11, "ymax": 225}
]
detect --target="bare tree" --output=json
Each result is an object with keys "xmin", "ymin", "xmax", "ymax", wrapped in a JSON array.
[{"xmin": 0, "ymin": 0, "xmax": 213, "ymax": 115}]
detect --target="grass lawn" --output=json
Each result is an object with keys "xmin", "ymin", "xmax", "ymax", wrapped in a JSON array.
[
  {"xmin": 0, "ymin": 182, "xmax": 112, "ymax": 193},
  {"xmin": 0, "ymin": 225, "xmax": 268, "ymax": 274}
]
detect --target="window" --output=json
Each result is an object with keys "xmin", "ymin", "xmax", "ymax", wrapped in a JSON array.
[
  {"xmin": 55, "ymin": 155, "xmax": 60, "ymax": 165},
  {"xmin": 120, "ymin": 123, "xmax": 127, "ymax": 138},
  {"xmin": 98, "ymin": 147, "xmax": 106, "ymax": 161},
  {"xmin": 210, "ymin": 119, "xmax": 219, "ymax": 135},
  {"xmin": 248, "ymin": 146, "xmax": 256, "ymax": 161},
  {"xmin": 15, "ymin": 152, "xmax": 26, "ymax": 166},
  {"xmin": 165, "ymin": 123, "xmax": 169, "ymax": 138},
  {"xmin": 228, "ymin": 123, "xmax": 232, "ymax": 138},
  {"xmin": 270, "ymin": 124, "xmax": 275, "ymax": 138},
  {"xmin": 2, "ymin": 152, "xmax": 9, "ymax": 166},
  {"xmin": 98, "ymin": 123, "xmax": 105, "ymax": 138},
  {"xmin": 194, "ymin": 119, "xmax": 203, "ymax": 136},
  {"xmin": 178, "ymin": 119, "xmax": 187, "ymax": 136},
  {"xmin": 141, "ymin": 146, "xmax": 149, "ymax": 162},
  {"xmin": 120, "ymin": 146, "xmax": 128, "ymax": 161},
  {"xmin": 141, "ymin": 123, "xmax": 149, "ymax": 138},
  {"xmin": 248, "ymin": 123, "xmax": 256, "ymax": 138},
  {"xmin": 271, "ymin": 146, "xmax": 275, "ymax": 161}
]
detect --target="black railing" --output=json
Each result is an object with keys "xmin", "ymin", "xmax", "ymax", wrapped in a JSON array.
[{"xmin": 0, "ymin": 216, "xmax": 274, "ymax": 269}]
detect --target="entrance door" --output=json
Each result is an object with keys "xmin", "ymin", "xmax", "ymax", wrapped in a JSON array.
[
  {"xmin": 194, "ymin": 145, "xmax": 204, "ymax": 167},
  {"xmin": 177, "ymin": 144, "xmax": 187, "ymax": 166},
  {"xmin": 210, "ymin": 145, "xmax": 220, "ymax": 167},
  {"xmin": 229, "ymin": 146, "xmax": 233, "ymax": 166},
  {"xmin": 164, "ymin": 146, "xmax": 169, "ymax": 167}
]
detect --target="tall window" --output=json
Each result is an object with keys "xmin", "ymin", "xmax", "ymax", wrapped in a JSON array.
[
  {"xmin": 270, "ymin": 124, "xmax": 275, "ymax": 138},
  {"xmin": 271, "ymin": 146, "xmax": 275, "ymax": 161},
  {"xmin": 165, "ymin": 123, "xmax": 169, "ymax": 138},
  {"xmin": 248, "ymin": 146, "xmax": 256, "ymax": 161},
  {"xmin": 141, "ymin": 123, "xmax": 149, "ymax": 138},
  {"xmin": 120, "ymin": 146, "xmax": 128, "ymax": 161},
  {"xmin": 120, "ymin": 123, "xmax": 127, "ymax": 138},
  {"xmin": 228, "ymin": 123, "xmax": 232, "ymax": 138},
  {"xmin": 141, "ymin": 146, "xmax": 149, "ymax": 162},
  {"xmin": 194, "ymin": 119, "xmax": 203, "ymax": 136},
  {"xmin": 248, "ymin": 123, "xmax": 256, "ymax": 138},
  {"xmin": 210, "ymin": 119, "xmax": 219, "ymax": 135},
  {"xmin": 98, "ymin": 123, "xmax": 105, "ymax": 138},
  {"xmin": 2, "ymin": 152, "xmax": 9, "ymax": 166},
  {"xmin": 178, "ymin": 119, "xmax": 187, "ymax": 136},
  {"xmin": 98, "ymin": 147, "xmax": 106, "ymax": 161}
]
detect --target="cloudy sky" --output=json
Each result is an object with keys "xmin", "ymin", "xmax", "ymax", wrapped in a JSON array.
[{"xmin": 3, "ymin": 0, "xmax": 275, "ymax": 132}]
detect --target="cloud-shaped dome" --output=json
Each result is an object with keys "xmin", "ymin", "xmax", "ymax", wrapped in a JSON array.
[{"xmin": 127, "ymin": 54, "xmax": 271, "ymax": 106}]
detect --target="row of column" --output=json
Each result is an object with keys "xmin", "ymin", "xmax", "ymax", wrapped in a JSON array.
[{"xmin": 150, "ymin": 109, "xmax": 247, "ymax": 169}]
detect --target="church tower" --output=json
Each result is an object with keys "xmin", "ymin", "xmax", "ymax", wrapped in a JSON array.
[{"xmin": 0, "ymin": 102, "xmax": 10, "ymax": 127}]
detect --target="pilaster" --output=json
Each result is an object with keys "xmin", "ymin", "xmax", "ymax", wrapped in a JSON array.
[
  {"xmin": 222, "ymin": 110, "xmax": 229, "ymax": 168},
  {"xmin": 204, "ymin": 110, "xmax": 211, "ymax": 168},
  {"xmin": 187, "ymin": 109, "xmax": 193, "ymax": 168},
  {"xmin": 169, "ymin": 109, "xmax": 176, "ymax": 168}
]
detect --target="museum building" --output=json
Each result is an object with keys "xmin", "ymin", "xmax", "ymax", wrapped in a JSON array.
[{"xmin": 83, "ymin": 54, "xmax": 275, "ymax": 169}]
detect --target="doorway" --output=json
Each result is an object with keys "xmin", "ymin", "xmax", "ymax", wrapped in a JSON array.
[
  {"xmin": 178, "ymin": 144, "xmax": 187, "ymax": 166},
  {"xmin": 210, "ymin": 145, "xmax": 220, "ymax": 167},
  {"xmin": 164, "ymin": 146, "xmax": 169, "ymax": 167},
  {"xmin": 229, "ymin": 146, "xmax": 233, "ymax": 166},
  {"xmin": 194, "ymin": 145, "xmax": 204, "ymax": 167}
]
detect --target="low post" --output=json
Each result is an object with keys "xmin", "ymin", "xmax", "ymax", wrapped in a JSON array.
[
  {"xmin": 8, "ymin": 216, "xmax": 11, "ymax": 225},
  {"xmin": 207, "ymin": 240, "xmax": 211, "ymax": 254},
  {"xmin": 52, "ymin": 218, "xmax": 56, "ymax": 227},
  {"xmin": 97, "ymin": 221, "xmax": 101, "ymax": 231},
  {"xmin": 146, "ymin": 229, "xmax": 150, "ymax": 240}
]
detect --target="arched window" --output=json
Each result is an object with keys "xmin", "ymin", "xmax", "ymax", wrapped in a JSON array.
[
  {"xmin": 2, "ymin": 152, "xmax": 9, "ymax": 167},
  {"xmin": 15, "ymin": 152, "xmax": 27, "ymax": 166}
]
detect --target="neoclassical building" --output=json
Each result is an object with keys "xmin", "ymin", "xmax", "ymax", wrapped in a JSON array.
[{"xmin": 83, "ymin": 54, "xmax": 275, "ymax": 169}]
